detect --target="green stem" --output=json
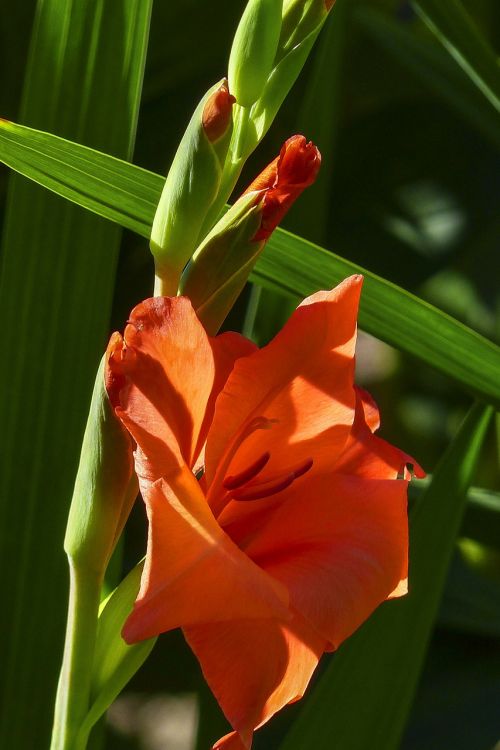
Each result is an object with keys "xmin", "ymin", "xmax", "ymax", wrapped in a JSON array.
[{"xmin": 50, "ymin": 562, "xmax": 102, "ymax": 750}]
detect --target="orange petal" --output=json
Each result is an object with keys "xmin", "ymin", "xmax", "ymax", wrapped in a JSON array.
[
  {"xmin": 105, "ymin": 296, "xmax": 255, "ymax": 481},
  {"xmin": 184, "ymin": 614, "xmax": 325, "ymax": 750},
  {"xmin": 205, "ymin": 276, "xmax": 362, "ymax": 511},
  {"xmin": 242, "ymin": 135, "xmax": 321, "ymax": 241},
  {"xmin": 244, "ymin": 473, "xmax": 409, "ymax": 648},
  {"xmin": 202, "ymin": 80, "xmax": 235, "ymax": 142},
  {"xmin": 336, "ymin": 390, "xmax": 426, "ymax": 480},
  {"xmin": 356, "ymin": 386, "xmax": 380, "ymax": 432},
  {"xmin": 123, "ymin": 466, "xmax": 288, "ymax": 643}
]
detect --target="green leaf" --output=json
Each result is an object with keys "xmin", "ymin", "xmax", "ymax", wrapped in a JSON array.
[
  {"xmin": 459, "ymin": 485, "xmax": 500, "ymax": 551},
  {"xmin": 0, "ymin": 118, "xmax": 162, "ymax": 237},
  {"xmin": 357, "ymin": 7, "xmax": 500, "ymax": 152},
  {"xmin": 439, "ymin": 543, "xmax": 500, "ymax": 639},
  {"xmin": 280, "ymin": 401, "xmax": 494, "ymax": 750},
  {"xmin": 412, "ymin": 0, "xmax": 500, "ymax": 116},
  {"xmin": 0, "ymin": 1, "xmax": 152, "ymax": 747},
  {"xmin": 411, "ymin": 479, "xmax": 500, "ymax": 552},
  {"xmin": 290, "ymin": 2, "xmax": 349, "ymax": 243},
  {"xmin": 76, "ymin": 563, "xmax": 156, "ymax": 747},
  {"xmin": 1, "ymin": 121, "xmax": 500, "ymax": 407}
]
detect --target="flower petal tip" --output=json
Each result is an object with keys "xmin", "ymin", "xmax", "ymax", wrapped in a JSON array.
[
  {"xmin": 244, "ymin": 134, "xmax": 321, "ymax": 241},
  {"xmin": 203, "ymin": 80, "xmax": 235, "ymax": 142},
  {"xmin": 213, "ymin": 729, "xmax": 253, "ymax": 750}
]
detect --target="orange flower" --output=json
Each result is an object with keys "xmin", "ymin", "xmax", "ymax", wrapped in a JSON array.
[{"xmin": 106, "ymin": 275, "xmax": 423, "ymax": 750}]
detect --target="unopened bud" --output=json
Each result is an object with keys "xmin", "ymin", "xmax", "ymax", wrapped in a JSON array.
[
  {"xmin": 280, "ymin": 0, "xmax": 333, "ymax": 52},
  {"xmin": 180, "ymin": 135, "xmax": 320, "ymax": 334},
  {"xmin": 244, "ymin": 2, "xmax": 336, "ymax": 144},
  {"xmin": 150, "ymin": 80, "xmax": 235, "ymax": 294},
  {"xmin": 64, "ymin": 355, "xmax": 137, "ymax": 575},
  {"xmin": 228, "ymin": 0, "xmax": 283, "ymax": 108},
  {"xmin": 202, "ymin": 82, "xmax": 235, "ymax": 144},
  {"xmin": 243, "ymin": 134, "xmax": 321, "ymax": 240}
]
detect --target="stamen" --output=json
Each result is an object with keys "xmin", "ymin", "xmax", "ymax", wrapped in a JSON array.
[
  {"xmin": 223, "ymin": 452, "xmax": 271, "ymax": 490},
  {"xmin": 292, "ymin": 457, "xmax": 314, "ymax": 479},
  {"xmin": 231, "ymin": 457, "xmax": 314, "ymax": 502},
  {"xmin": 206, "ymin": 415, "xmax": 278, "ymax": 516},
  {"xmin": 231, "ymin": 473, "xmax": 296, "ymax": 501}
]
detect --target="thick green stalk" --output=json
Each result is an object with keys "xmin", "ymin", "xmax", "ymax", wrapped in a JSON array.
[{"xmin": 51, "ymin": 563, "xmax": 102, "ymax": 750}]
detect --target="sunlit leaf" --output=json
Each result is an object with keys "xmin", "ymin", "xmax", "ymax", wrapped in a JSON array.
[
  {"xmin": 357, "ymin": 6, "xmax": 500, "ymax": 151},
  {"xmin": 0, "ymin": 2, "xmax": 152, "ymax": 747},
  {"xmin": 1, "ymin": 121, "xmax": 499, "ymax": 407},
  {"xmin": 412, "ymin": 0, "xmax": 500, "ymax": 116}
]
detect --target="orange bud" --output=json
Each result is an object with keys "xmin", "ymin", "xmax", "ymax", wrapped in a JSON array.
[
  {"xmin": 202, "ymin": 81, "xmax": 236, "ymax": 143},
  {"xmin": 243, "ymin": 134, "xmax": 321, "ymax": 240}
]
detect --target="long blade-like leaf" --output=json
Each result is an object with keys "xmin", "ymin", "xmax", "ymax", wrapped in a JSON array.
[
  {"xmin": 280, "ymin": 402, "xmax": 493, "ymax": 750},
  {"xmin": 412, "ymin": 0, "xmax": 500, "ymax": 115},
  {"xmin": 0, "ymin": 118, "xmax": 162, "ymax": 237},
  {"xmin": 0, "ymin": 2, "xmax": 152, "ymax": 747},
  {"xmin": 357, "ymin": 7, "xmax": 500, "ymax": 152},
  {"xmin": 1, "ymin": 122, "xmax": 499, "ymax": 407}
]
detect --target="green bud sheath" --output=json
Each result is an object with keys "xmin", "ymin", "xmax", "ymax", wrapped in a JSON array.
[
  {"xmin": 52, "ymin": 358, "xmax": 137, "ymax": 750},
  {"xmin": 250, "ymin": 2, "xmax": 330, "ymax": 144},
  {"xmin": 64, "ymin": 356, "xmax": 136, "ymax": 575},
  {"xmin": 280, "ymin": 0, "xmax": 331, "ymax": 55},
  {"xmin": 150, "ymin": 80, "xmax": 234, "ymax": 295},
  {"xmin": 180, "ymin": 192, "xmax": 264, "ymax": 334},
  {"xmin": 181, "ymin": 134, "xmax": 321, "ymax": 334},
  {"xmin": 228, "ymin": 0, "xmax": 283, "ymax": 108}
]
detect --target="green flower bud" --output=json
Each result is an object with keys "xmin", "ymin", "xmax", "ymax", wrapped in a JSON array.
[
  {"xmin": 280, "ymin": 0, "xmax": 333, "ymax": 55},
  {"xmin": 180, "ymin": 192, "xmax": 264, "ymax": 334},
  {"xmin": 64, "ymin": 357, "xmax": 137, "ymax": 575},
  {"xmin": 228, "ymin": 0, "xmax": 283, "ymax": 108},
  {"xmin": 150, "ymin": 80, "xmax": 235, "ymax": 295},
  {"xmin": 250, "ymin": 0, "xmax": 334, "ymax": 142}
]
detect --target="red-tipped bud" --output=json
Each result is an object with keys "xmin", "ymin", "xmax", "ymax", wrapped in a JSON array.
[
  {"xmin": 202, "ymin": 82, "xmax": 236, "ymax": 143},
  {"xmin": 325, "ymin": 0, "xmax": 336, "ymax": 10},
  {"xmin": 243, "ymin": 134, "xmax": 321, "ymax": 240}
]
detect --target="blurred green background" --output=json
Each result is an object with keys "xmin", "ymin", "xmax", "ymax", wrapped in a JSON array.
[{"xmin": 1, "ymin": 1, "xmax": 499, "ymax": 749}]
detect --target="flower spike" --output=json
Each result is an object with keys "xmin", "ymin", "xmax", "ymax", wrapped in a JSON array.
[{"xmin": 180, "ymin": 135, "xmax": 321, "ymax": 334}]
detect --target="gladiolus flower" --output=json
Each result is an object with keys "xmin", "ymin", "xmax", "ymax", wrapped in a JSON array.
[{"xmin": 106, "ymin": 275, "xmax": 423, "ymax": 750}]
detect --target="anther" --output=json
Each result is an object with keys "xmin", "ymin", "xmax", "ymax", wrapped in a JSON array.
[
  {"xmin": 231, "ymin": 473, "xmax": 296, "ymax": 501},
  {"xmin": 292, "ymin": 458, "xmax": 314, "ymax": 479},
  {"xmin": 223, "ymin": 452, "xmax": 271, "ymax": 490},
  {"xmin": 231, "ymin": 457, "xmax": 314, "ymax": 502}
]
